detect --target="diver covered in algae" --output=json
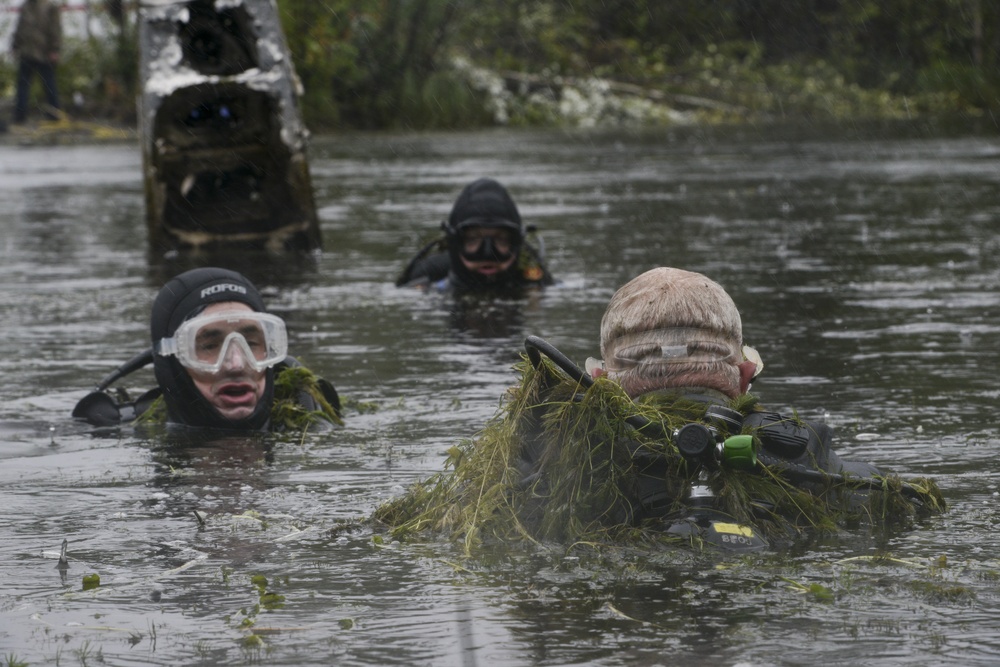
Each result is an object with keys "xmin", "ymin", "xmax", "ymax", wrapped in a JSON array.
[
  {"xmin": 73, "ymin": 267, "xmax": 341, "ymax": 432},
  {"xmin": 377, "ymin": 267, "xmax": 943, "ymax": 551},
  {"xmin": 396, "ymin": 178, "xmax": 554, "ymax": 293}
]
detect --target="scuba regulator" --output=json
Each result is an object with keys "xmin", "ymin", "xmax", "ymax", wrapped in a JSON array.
[
  {"xmin": 675, "ymin": 404, "xmax": 757, "ymax": 472},
  {"xmin": 669, "ymin": 404, "xmax": 769, "ymax": 551}
]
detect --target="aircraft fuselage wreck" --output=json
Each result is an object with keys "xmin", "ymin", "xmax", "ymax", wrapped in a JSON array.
[{"xmin": 139, "ymin": 0, "xmax": 322, "ymax": 252}]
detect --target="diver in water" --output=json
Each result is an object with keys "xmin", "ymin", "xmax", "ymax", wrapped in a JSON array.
[
  {"xmin": 73, "ymin": 267, "xmax": 340, "ymax": 431},
  {"xmin": 374, "ymin": 268, "xmax": 943, "ymax": 549},
  {"xmin": 582, "ymin": 267, "xmax": 880, "ymax": 478},
  {"xmin": 396, "ymin": 178, "xmax": 554, "ymax": 292},
  {"xmin": 516, "ymin": 267, "xmax": 901, "ymax": 541}
]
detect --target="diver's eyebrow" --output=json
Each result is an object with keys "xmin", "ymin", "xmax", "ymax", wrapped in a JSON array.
[
  {"xmin": 236, "ymin": 324, "xmax": 263, "ymax": 336},
  {"xmin": 195, "ymin": 326, "xmax": 226, "ymax": 340}
]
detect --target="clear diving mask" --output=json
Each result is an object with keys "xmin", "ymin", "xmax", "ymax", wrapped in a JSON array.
[
  {"xmin": 454, "ymin": 220, "xmax": 521, "ymax": 263},
  {"xmin": 602, "ymin": 328, "xmax": 739, "ymax": 371},
  {"xmin": 585, "ymin": 327, "xmax": 762, "ymax": 377},
  {"xmin": 154, "ymin": 310, "xmax": 288, "ymax": 373}
]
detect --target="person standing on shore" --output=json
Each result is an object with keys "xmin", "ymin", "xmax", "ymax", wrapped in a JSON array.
[{"xmin": 11, "ymin": 0, "xmax": 63, "ymax": 125}]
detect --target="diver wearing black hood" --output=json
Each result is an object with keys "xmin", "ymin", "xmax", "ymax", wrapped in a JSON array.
[
  {"xmin": 150, "ymin": 267, "xmax": 277, "ymax": 430},
  {"xmin": 396, "ymin": 178, "xmax": 554, "ymax": 292},
  {"xmin": 73, "ymin": 267, "xmax": 340, "ymax": 431}
]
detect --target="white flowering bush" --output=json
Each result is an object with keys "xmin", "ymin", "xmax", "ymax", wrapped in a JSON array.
[{"xmin": 450, "ymin": 56, "xmax": 689, "ymax": 127}]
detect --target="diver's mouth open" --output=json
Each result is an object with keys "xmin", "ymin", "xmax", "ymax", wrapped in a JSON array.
[
  {"xmin": 216, "ymin": 381, "xmax": 258, "ymax": 406},
  {"xmin": 472, "ymin": 263, "xmax": 502, "ymax": 275}
]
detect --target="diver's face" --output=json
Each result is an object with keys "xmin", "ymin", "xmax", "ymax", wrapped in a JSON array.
[
  {"xmin": 458, "ymin": 227, "xmax": 517, "ymax": 277},
  {"xmin": 186, "ymin": 302, "xmax": 267, "ymax": 421}
]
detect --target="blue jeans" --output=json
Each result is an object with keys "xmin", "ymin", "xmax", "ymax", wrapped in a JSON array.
[{"xmin": 14, "ymin": 57, "xmax": 60, "ymax": 123}]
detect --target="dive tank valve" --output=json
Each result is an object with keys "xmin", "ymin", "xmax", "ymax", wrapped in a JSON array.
[
  {"xmin": 675, "ymin": 404, "xmax": 756, "ymax": 471},
  {"xmin": 668, "ymin": 404, "xmax": 769, "ymax": 553},
  {"xmin": 675, "ymin": 424, "xmax": 757, "ymax": 471},
  {"xmin": 721, "ymin": 435, "xmax": 755, "ymax": 470}
]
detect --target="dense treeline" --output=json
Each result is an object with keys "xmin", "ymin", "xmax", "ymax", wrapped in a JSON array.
[
  {"xmin": 3, "ymin": 1, "xmax": 994, "ymax": 130},
  {"xmin": 276, "ymin": 0, "xmax": 999, "ymax": 130}
]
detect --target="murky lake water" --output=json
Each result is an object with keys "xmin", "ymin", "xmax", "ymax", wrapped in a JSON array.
[{"xmin": 1, "ymin": 121, "xmax": 999, "ymax": 665}]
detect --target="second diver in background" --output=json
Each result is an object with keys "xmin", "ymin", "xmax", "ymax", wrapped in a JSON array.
[{"xmin": 396, "ymin": 178, "xmax": 554, "ymax": 293}]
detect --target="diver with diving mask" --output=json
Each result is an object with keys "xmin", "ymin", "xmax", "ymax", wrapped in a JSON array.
[{"xmin": 73, "ymin": 267, "xmax": 340, "ymax": 432}]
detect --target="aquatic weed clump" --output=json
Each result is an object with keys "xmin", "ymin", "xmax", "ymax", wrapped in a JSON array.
[
  {"xmin": 271, "ymin": 365, "xmax": 344, "ymax": 430},
  {"xmin": 375, "ymin": 356, "xmax": 945, "ymax": 555}
]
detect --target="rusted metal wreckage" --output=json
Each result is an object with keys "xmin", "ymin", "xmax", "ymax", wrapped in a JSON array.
[{"xmin": 139, "ymin": 0, "xmax": 321, "ymax": 252}]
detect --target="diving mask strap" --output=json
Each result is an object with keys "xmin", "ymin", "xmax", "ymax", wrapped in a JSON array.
[{"xmin": 741, "ymin": 345, "xmax": 764, "ymax": 380}]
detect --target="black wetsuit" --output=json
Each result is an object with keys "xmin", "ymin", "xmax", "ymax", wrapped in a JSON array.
[
  {"xmin": 396, "ymin": 241, "xmax": 553, "ymax": 292},
  {"xmin": 74, "ymin": 355, "xmax": 340, "ymax": 431}
]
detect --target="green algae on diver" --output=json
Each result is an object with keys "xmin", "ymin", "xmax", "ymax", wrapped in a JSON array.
[{"xmin": 374, "ymin": 350, "xmax": 945, "ymax": 554}]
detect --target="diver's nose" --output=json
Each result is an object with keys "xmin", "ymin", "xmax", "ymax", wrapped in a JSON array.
[
  {"xmin": 220, "ymin": 338, "xmax": 249, "ymax": 371},
  {"xmin": 480, "ymin": 236, "xmax": 498, "ymax": 260}
]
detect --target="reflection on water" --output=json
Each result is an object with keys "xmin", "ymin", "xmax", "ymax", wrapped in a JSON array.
[
  {"xmin": 144, "ymin": 247, "xmax": 324, "ymax": 291},
  {"xmin": 1, "ymin": 121, "xmax": 1000, "ymax": 665}
]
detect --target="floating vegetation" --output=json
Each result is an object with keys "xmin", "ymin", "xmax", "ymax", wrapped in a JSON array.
[
  {"xmin": 271, "ymin": 365, "xmax": 344, "ymax": 429},
  {"xmin": 375, "ymin": 355, "xmax": 945, "ymax": 555},
  {"xmin": 252, "ymin": 575, "xmax": 287, "ymax": 611},
  {"xmin": 341, "ymin": 397, "xmax": 380, "ymax": 414},
  {"xmin": 905, "ymin": 579, "xmax": 976, "ymax": 605},
  {"xmin": 82, "ymin": 573, "xmax": 101, "ymax": 591},
  {"xmin": 781, "ymin": 576, "xmax": 836, "ymax": 602},
  {"xmin": 230, "ymin": 573, "xmax": 288, "ymax": 644}
]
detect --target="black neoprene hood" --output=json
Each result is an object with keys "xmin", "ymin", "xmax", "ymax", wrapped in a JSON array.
[
  {"xmin": 150, "ymin": 267, "xmax": 275, "ymax": 430},
  {"xmin": 446, "ymin": 178, "xmax": 525, "ymax": 235},
  {"xmin": 444, "ymin": 178, "xmax": 526, "ymax": 290}
]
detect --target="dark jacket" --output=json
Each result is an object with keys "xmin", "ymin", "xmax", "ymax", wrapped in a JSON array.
[{"xmin": 13, "ymin": 0, "xmax": 61, "ymax": 63}]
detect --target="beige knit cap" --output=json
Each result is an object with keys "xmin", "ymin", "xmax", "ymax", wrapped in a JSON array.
[{"xmin": 598, "ymin": 268, "xmax": 743, "ymax": 398}]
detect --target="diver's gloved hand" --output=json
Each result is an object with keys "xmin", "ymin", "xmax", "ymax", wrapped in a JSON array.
[
  {"xmin": 72, "ymin": 348, "xmax": 157, "ymax": 426},
  {"xmin": 72, "ymin": 391, "xmax": 123, "ymax": 426},
  {"xmin": 72, "ymin": 387, "xmax": 162, "ymax": 427}
]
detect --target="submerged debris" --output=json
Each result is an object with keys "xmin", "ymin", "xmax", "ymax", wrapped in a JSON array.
[
  {"xmin": 375, "ymin": 356, "xmax": 944, "ymax": 554},
  {"xmin": 57, "ymin": 538, "xmax": 69, "ymax": 571}
]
